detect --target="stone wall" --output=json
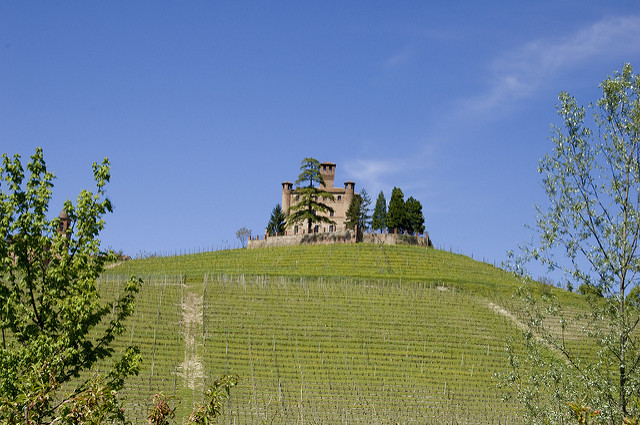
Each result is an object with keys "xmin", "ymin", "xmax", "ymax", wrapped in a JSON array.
[
  {"xmin": 362, "ymin": 232, "xmax": 431, "ymax": 247},
  {"xmin": 247, "ymin": 230, "xmax": 356, "ymax": 248},
  {"xmin": 247, "ymin": 230, "xmax": 431, "ymax": 249}
]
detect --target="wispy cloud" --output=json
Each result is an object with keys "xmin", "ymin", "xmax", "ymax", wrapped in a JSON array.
[
  {"xmin": 462, "ymin": 15, "xmax": 640, "ymax": 114},
  {"xmin": 343, "ymin": 143, "xmax": 438, "ymax": 199},
  {"xmin": 384, "ymin": 45, "xmax": 414, "ymax": 68},
  {"xmin": 343, "ymin": 158, "xmax": 405, "ymax": 191}
]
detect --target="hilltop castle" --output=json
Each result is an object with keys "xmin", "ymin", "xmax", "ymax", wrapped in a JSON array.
[
  {"xmin": 247, "ymin": 160, "xmax": 431, "ymax": 248},
  {"xmin": 281, "ymin": 162, "xmax": 355, "ymax": 235}
]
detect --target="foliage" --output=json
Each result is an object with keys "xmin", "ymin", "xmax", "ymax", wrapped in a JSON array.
[
  {"xmin": 405, "ymin": 196, "xmax": 425, "ymax": 235},
  {"xmin": 286, "ymin": 158, "xmax": 335, "ymax": 233},
  {"xmin": 186, "ymin": 375, "xmax": 238, "ymax": 425},
  {"xmin": 568, "ymin": 398, "xmax": 601, "ymax": 424},
  {"xmin": 294, "ymin": 157, "xmax": 324, "ymax": 189},
  {"xmin": 147, "ymin": 393, "xmax": 176, "ymax": 425},
  {"xmin": 384, "ymin": 189, "xmax": 425, "ymax": 235},
  {"xmin": 266, "ymin": 204, "xmax": 286, "ymax": 236},
  {"xmin": 55, "ymin": 376, "xmax": 130, "ymax": 425},
  {"xmin": 371, "ymin": 190, "xmax": 387, "ymax": 233},
  {"xmin": 147, "ymin": 378, "xmax": 237, "ymax": 425},
  {"xmin": 505, "ymin": 63, "xmax": 640, "ymax": 423},
  {"xmin": 236, "ymin": 226, "xmax": 251, "ymax": 248},
  {"xmin": 345, "ymin": 189, "xmax": 372, "ymax": 242},
  {"xmin": 344, "ymin": 195, "xmax": 362, "ymax": 232},
  {"xmin": 0, "ymin": 148, "xmax": 142, "ymax": 424},
  {"xmin": 358, "ymin": 188, "xmax": 372, "ymax": 232},
  {"xmin": 577, "ymin": 283, "xmax": 603, "ymax": 298},
  {"xmin": 386, "ymin": 187, "xmax": 406, "ymax": 233}
]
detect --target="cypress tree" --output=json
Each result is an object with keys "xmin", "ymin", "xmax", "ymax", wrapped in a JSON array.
[
  {"xmin": 386, "ymin": 187, "xmax": 406, "ymax": 233},
  {"xmin": 405, "ymin": 196, "xmax": 425, "ymax": 235},
  {"xmin": 372, "ymin": 191, "xmax": 387, "ymax": 233}
]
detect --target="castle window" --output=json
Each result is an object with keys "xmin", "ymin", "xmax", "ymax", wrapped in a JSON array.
[
  {"xmin": 337, "ymin": 195, "xmax": 342, "ymax": 201},
  {"xmin": 330, "ymin": 211, "xmax": 334, "ymax": 217},
  {"xmin": 329, "ymin": 225, "xmax": 334, "ymax": 232},
  {"xmin": 294, "ymin": 225, "xmax": 298, "ymax": 234}
]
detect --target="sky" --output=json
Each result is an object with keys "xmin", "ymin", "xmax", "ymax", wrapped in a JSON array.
[{"xmin": 2, "ymin": 1, "xmax": 640, "ymax": 276}]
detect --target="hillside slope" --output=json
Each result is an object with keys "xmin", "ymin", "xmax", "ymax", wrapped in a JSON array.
[
  {"xmin": 100, "ymin": 244, "xmax": 584, "ymax": 424},
  {"xmin": 109, "ymin": 244, "xmax": 525, "ymax": 295}
]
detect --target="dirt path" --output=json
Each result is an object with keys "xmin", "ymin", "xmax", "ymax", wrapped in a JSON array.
[
  {"xmin": 487, "ymin": 302, "xmax": 528, "ymax": 333},
  {"xmin": 178, "ymin": 291, "xmax": 205, "ymax": 390},
  {"xmin": 487, "ymin": 301, "xmax": 568, "ymax": 362}
]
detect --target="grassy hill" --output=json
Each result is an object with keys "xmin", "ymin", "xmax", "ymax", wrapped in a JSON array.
[{"xmin": 99, "ymin": 244, "xmax": 586, "ymax": 424}]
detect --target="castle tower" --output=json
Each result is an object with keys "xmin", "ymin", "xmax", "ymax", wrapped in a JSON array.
[
  {"xmin": 281, "ymin": 181, "xmax": 293, "ymax": 216},
  {"xmin": 319, "ymin": 162, "xmax": 335, "ymax": 189},
  {"xmin": 59, "ymin": 209, "xmax": 71, "ymax": 237},
  {"xmin": 344, "ymin": 181, "xmax": 355, "ymax": 207}
]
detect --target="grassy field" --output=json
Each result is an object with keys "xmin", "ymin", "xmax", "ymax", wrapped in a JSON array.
[{"xmin": 99, "ymin": 244, "xmax": 588, "ymax": 424}]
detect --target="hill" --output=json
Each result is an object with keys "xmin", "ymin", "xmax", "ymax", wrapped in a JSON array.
[{"xmin": 100, "ymin": 244, "xmax": 585, "ymax": 424}]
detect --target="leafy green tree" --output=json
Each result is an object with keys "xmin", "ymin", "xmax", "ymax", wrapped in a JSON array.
[
  {"xmin": 386, "ymin": 187, "xmax": 406, "ymax": 233},
  {"xmin": 372, "ymin": 190, "xmax": 387, "ymax": 233},
  {"xmin": 0, "ymin": 148, "xmax": 141, "ymax": 424},
  {"xmin": 286, "ymin": 158, "xmax": 335, "ymax": 233},
  {"xmin": 266, "ymin": 204, "xmax": 286, "ymax": 236},
  {"xmin": 504, "ymin": 64, "xmax": 640, "ymax": 424},
  {"xmin": 405, "ymin": 196, "xmax": 425, "ymax": 235}
]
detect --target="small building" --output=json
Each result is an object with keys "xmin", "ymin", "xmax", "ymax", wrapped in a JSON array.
[{"xmin": 281, "ymin": 162, "xmax": 355, "ymax": 235}]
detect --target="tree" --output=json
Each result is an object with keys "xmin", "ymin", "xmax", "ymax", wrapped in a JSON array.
[
  {"xmin": 386, "ymin": 187, "xmax": 406, "ymax": 233},
  {"xmin": 358, "ymin": 188, "xmax": 372, "ymax": 233},
  {"xmin": 236, "ymin": 226, "xmax": 251, "ymax": 248},
  {"xmin": 266, "ymin": 204, "xmax": 286, "ymax": 236},
  {"xmin": 344, "ymin": 189, "xmax": 371, "ymax": 242},
  {"xmin": 345, "ymin": 194, "xmax": 362, "ymax": 232},
  {"xmin": 286, "ymin": 158, "xmax": 335, "ymax": 233},
  {"xmin": 0, "ymin": 148, "xmax": 141, "ymax": 424},
  {"xmin": 372, "ymin": 191, "xmax": 387, "ymax": 233},
  {"xmin": 405, "ymin": 196, "xmax": 425, "ymax": 235},
  {"xmin": 504, "ymin": 64, "xmax": 640, "ymax": 424}
]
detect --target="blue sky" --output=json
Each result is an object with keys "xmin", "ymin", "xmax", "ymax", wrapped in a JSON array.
[{"xmin": 2, "ymin": 2, "xmax": 640, "ymax": 273}]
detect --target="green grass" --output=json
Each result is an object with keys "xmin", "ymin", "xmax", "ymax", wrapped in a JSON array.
[{"xmin": 98, "ymin": 244, "xmax": 589, "ymax": 424}]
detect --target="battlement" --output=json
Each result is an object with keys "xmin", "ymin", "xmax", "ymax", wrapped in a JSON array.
[{"xmin": 319, "ymin": 162, "xmax": 335, "ymax": 189}]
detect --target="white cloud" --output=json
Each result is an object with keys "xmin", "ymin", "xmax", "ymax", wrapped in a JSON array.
[{"xmin": 463, "ymin": 15, "xmax": 640, "ymax": 115}]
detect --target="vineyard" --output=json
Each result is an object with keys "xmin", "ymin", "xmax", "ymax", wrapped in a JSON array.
[{"xmin": 98, "ymin": 244, "xmax": 589, "ymax": 424}]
